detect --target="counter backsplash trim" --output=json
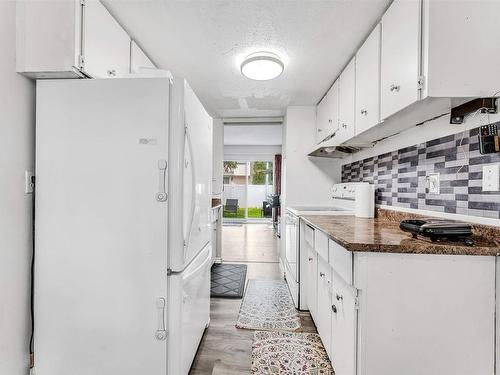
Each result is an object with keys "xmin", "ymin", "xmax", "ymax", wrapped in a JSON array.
[{"xmin": 341, "ymin": 124, "xmax": 500, "ymax": 220}]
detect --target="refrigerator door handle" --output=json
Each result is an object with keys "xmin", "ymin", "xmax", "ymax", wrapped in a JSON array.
[
  {"xmin": 156, "ymin": 159, "xmax": 168, "ymax": 202},
  {"xmin": 183, "ymin": 125, "xmax": 197, "ymax": 255},
  {"xmin": 155, "ymin": 297, "xmax": 167, "ymax": 341}
]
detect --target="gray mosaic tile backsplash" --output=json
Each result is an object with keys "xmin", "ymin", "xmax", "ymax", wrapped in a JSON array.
[{"xmin": 341, "ymin": 124, "xmax": 500, "ymax": 219}]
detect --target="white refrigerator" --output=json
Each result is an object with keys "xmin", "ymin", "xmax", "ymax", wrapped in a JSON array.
[{"xmin": 34, "ymin": 77, "xmax": 213, "ymax": 375}]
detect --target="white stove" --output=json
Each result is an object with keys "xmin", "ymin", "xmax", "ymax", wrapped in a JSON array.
[{"xmin": 283, "ymin": 182, "xmax": 373, "ymax": 309}]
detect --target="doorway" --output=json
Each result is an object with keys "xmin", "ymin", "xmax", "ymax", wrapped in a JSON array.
[{"xmin": 222, "ymin": 160, "xmax": 273, "ymax": 223}]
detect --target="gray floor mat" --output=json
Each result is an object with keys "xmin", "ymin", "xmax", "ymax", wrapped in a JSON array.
[{"xmin": 211, "ymin": 263, "xmax": 248, "ymax": 298}]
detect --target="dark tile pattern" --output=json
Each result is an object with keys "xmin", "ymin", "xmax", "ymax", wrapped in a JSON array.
[{"xmin": 342, "ymin": 124, "xmax": 500, "ymax": 220}]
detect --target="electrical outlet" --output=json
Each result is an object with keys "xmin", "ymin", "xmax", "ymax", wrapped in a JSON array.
[
  {"xmin": 25, "ymin": 171, "xmax": 34, "ymax": 194},
  {"xmin": 426, "ymin": 173, "xmax": 440, "ymax": 194},
  {"xmin": 482, "ymin": 164, "xmax": 499, "ymax": 192}
]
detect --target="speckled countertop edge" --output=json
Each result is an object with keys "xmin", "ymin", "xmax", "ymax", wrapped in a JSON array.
[{"xmin": 300, "ymin": 212, "xmax": 500, "ymax": 257}]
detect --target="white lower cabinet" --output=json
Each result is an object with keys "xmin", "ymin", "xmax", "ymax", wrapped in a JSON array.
[
  {"xmin": 304, "ymin": 229, "xmax": 496, "ymax": 375},
  {"xmin": 316, "ymin": 257, "xmax": 332, "ymax": 357},
  {"xmin": 330, "ymin": 272, "xmax": 356, "ymax": 375}
]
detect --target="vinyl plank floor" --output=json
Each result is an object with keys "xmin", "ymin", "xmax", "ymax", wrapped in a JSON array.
[{"xmin": 189, "ymin": 224, "xmax": 317, "ymax": 375}]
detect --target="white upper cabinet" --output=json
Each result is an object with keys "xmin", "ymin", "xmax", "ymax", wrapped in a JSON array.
[
  {"xmin": 422, "ymin": 0, "xmax": 500, "ymax": 98},
  {"xmin": 316, "ymin": 92, "xmax": 329, "ymax": 143},
  {"xmin": 355, "ymin": 24, "xmax": 381, "ymax": 136},
  {"xmin": 337, "ymin": 58, "xmax": 356, "ymax": 144},
  {"xmin": 17, "ymin": 0, "xmax": 133, "ymax": 79},
  {"xmin": 316, "ymin": 80, "xmax": 339, "ymax": 144},
  {"xmin": 82, "ymin": 1, "xmax": 130, "ymax": 78},
  {"xmin": 380, "ymin": 0, "xmax": 421, "ymax": 120},
  {"xmin": 130, "ymin": 40, "xmax": 156, "ymax": 73}
]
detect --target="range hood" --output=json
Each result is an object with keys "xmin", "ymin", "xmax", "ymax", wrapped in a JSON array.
[
  {"xmin": 308, "ymin": 131, "xmax": 372, "ymax": 158},
  {"xmin": 308, "ymin": 144, "xmax": 362, "ymax": 158}
]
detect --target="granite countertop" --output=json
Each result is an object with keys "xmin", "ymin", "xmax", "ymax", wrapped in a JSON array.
[{"xmin": 301, "ymin": 214, "xmax": 500, "ymax": 256}]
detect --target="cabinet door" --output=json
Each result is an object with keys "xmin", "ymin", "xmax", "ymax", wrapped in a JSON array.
[
  {"xmin": 130, "ymin": 40, "xmax": 155, "ymax": 73},
  {"xmin": 380, "ymin": 0, "xmax": 421, "ymax": 120},
  {"xmin": 316, "ymin": 94, "xmax": 328, "ymax": 143},
  {"xmin": 83, "ymin": 0, "xmax": 131, "ymax": 78},
  {"xmin": 326, "ymin": 80, "xmax": 340, "ymax": 143},
  {"xmin": 337, "ymin": 58, "xmax": 356, "ymax": 144},
  {"xmin": 355, "ymin": 24, "xmax": 381, "ymax": 135},
  {"xmin": 331, "ymin": 275, "xmax": 357, "ymax": 375},
  {"xmin": 317, "ymin": 257, "xmax": 332, "ymax": 357},
  {"xmin": 306, "ymin": 247, "xmax": 318, "ymax": 319}
]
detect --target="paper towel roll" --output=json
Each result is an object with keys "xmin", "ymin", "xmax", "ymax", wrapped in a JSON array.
[{"xmin": 355, "ymin": 184, "xmax": 375, "ymax": 218}]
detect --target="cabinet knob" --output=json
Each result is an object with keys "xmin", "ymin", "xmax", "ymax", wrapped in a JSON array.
[
  {"xmin": 317, "ymin": 128, "xmax": 322, "ymax": 132},
  {"xmin": 328, "ymin": 119, "xmax": 332, "ymax": 123},
  {"xmin": 107, "ymin": 69, "xmax": 117, "ymax": 77},
  {"xmin": 331, "ymin": 304, "xmax": 337, "ymax": 313},
  {"xmin": 319, "ymin": 272, "xmax": 325, "ymax": 277},
  {"xmin": 308, "ymin": 257, "xmax": 313, "ymax": 262},
  {"xmin": 360, "ymin": 109, "xmax": 368, "ymax": 116},
  {"xmin": 390, "ymin": 84, "xmax": 400, "ymax": 92},
  {"xmin": 342, "ymin": 123, "xmax": 347, "ymax": 129},
  {"xmin": 336, "ymin": 294, "xmax": 343, "ymax": 301}
]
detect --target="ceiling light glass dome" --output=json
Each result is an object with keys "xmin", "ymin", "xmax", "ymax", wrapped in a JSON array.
[{"xmin": 240, "ymin": 52, "xmax": 284, "ymax": 81}]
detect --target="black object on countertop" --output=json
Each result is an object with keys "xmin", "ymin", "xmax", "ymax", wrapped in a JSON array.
[{"xmin": 400, "ymin": 219, "xmax": 475, "ymax": 246}]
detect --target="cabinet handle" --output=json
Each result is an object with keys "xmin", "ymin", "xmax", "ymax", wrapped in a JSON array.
[
  {"xmin": 336, "ymin": 294, "xmax": 343, "ymax": 301},
  {"xmin": 107, "ymin": 69, "xmax": 117, "ymax": 77},
  {"xmin": 342, "ymin": 123, "xmax": 347, "ymax": 129},
  {"xmin": 328, "ymin": 119, "xmax": 332, "ymax": 123},
  {"xmin": 360, "ymin": 109, "xmax": 368, "ymax": 116},
  {"xmin": 308, "ymin": 257, "xmax": 313, "ymax": 262},
  {"xmin": 390, "ymin": 84, "xmax": 400, "ymax": 92},
  {"xmin": 331, "ymin": 304, "xmax": 337, "ymax": 313},
  {"xmin": 319, "ymin": 272, "xmax": 325, "ymax": 277}
]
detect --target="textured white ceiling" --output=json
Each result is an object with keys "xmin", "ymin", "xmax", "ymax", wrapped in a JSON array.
[
  {"xmin": 103, "ymin": 0, "xmax": 391, "ymax": 118},
  {"xmin": 224, "ymin": 125, "xmax": 283, "ymax": 146}
]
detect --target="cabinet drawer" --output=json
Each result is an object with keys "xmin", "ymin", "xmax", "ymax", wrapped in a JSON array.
[
  {"xmin": 304, "ymin": 224, "xmax": 315, "ymax": 248},
  {"xmin": 314, "ymin": 230, "xmax": 329, "ymax": 262},
  {"xmin": 329, "ymin": 240, "xmax": 352, "ymax": 285}
]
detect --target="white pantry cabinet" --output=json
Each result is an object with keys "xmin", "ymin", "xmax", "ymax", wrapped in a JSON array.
[
  {"xmin": 336, "ymin": 58, "xmax": 356, "ymax": 144},
  {"xmin": 17, "ymin": 0, "xmax": 131, "ymax": 79},
  {"xmin": 355, "ymin": 24, "xmax": 381, "ymax": 136},
  {"xmin": 316, "ymin": 80, "xmax": 339, "ymax": 144},
  {"xmin": 130, "ymin": 40, "xmax": 156, "ymax": 73},
  {"xmin": 380, "ymin": 0, "xmax": 421, "ymax": 120}
]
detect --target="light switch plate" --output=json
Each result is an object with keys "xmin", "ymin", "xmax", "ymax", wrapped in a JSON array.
[
  {"xmin": 25, "ymin": 171, "xmax": 34, "ymax": 194},
  {"xmin": 427, "ymin": 173, "xmax": 440, "ymax": 194},
  {"xmin": 482, "ymin": 164, "xmax": 499, "ymax": 192}
]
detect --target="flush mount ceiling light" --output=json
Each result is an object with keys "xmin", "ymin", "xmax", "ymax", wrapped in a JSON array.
[{"xmin": 240, "ymin": 52, "xmax": 284, "ymax": 81}]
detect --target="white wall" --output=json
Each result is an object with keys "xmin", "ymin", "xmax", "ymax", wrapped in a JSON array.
[
  {"xmin": 281, "ymin": 106, "xmax": 341, "ymax": 264},
  {"xmin": 212, "ymin": 118, "xmax": 224, "ymax": 196},
  {"xmin": 0, "ymin": 3, "xmax": 35, "ymax": 374},
  {"xmin": 282, "ymin": 106, "xmax": 341, "ymax": 207},
  {"xmin": 224, "ymin": 145, "xmax": 281, "ymax": 162}
]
